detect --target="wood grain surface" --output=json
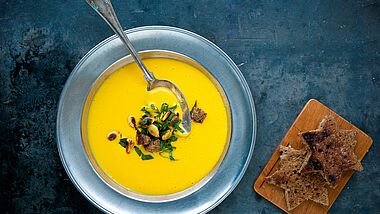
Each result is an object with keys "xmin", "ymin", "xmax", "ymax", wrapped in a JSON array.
[{"xmin": 253, "ymin": 99, "xmax": 373, "ymax": 214}]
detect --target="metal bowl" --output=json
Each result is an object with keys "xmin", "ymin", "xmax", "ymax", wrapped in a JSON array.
[
  {"xmin": 81, "ymin": 50, "xmax": 232, "ymax": 202},
  {"xmin": 57, "ymin": 26, "xmax": 256, "ymax": 213}
]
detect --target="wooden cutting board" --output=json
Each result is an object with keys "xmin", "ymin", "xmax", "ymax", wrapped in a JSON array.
[{"xmin": 253, "ymin": 99, "xmax": 373, "ymax": 214}]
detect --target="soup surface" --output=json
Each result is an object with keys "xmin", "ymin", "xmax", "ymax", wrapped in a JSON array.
[{"xmin": 86, "ymin": 58, "xmax": 228, "ymax": 195}]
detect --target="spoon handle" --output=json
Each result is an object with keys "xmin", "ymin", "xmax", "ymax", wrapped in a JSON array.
[{"xmin": 86, "ymin": 0, "xmax": 155, "ymax": 82}]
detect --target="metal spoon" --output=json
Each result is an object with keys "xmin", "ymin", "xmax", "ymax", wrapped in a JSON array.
[{"xmin": 86, "ymin": 0, "xmax": 191, "ymax": 132}]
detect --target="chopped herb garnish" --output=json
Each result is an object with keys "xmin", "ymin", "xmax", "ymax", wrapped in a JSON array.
[
  {"xmin": 173, "ymin": 121, "xmax": 185, "ymax": 133},
  {"xmin": 134, "ymin": 146, "xmax": 154, "ymax": 160},
  {"xmin": 160, "ymin": 103, "xmax": 169, "ymax": 114},
  {"xmin": 169, "ymin": 104, "xmax": 177, "ymax": 110},
  {"xmin": 141, "ymin": 107, "xmax": 151, "ymax": 116},
  {"xmin": 140, "ymin": 128, "xmax": 149, "ymax": 135},
  {"xmin": 169, "ymin": 152, "xmax": 175, "ymax": 161},
  {"xmin": 150, "ymin": 103, "xmax": 160, "ymax": 114},
  {"xmin": 167, "ymin": 136, "xmax": 178, "ymax": 143},
  {"xmin": 159, "ymin": 150, "xmax": 176, "ymax": 161},
  {"xmin": 160, "ymin": 124, "xmax": 168, "ymax": 131},
  {"xmin": 134, "ymin": 145, "xmax": 143, "ymax": 155},
  {"xmin": 125, "ymin": 102, "xmax": 194, "ymax": 160},
  {"xmin": 140, "ymin": 117, "xmax": 152, "ymax": 126},
  {"xmin": 169, "ymin": 104, "xmax": 177, "ymax": 112},
  {"xmin": 119, "ymin": 138, "xmax": 128, "ymax": 148},
  {"xmin": 106, "ymin": 102, "xmax": 199, "ymax": 161},
  {"xmin": 142, "ymin": 154, "xmax": 154, "ymax": 160}
]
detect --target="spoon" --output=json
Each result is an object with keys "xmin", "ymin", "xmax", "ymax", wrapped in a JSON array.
[{"xmin": 86, "ymin": 0, "xmax": 191, "ymax": 132}]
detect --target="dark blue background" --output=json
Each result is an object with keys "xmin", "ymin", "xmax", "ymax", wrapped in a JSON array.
[{"xmin": 1, "ymin": 0, "xmax": 379, "ymax": 213}]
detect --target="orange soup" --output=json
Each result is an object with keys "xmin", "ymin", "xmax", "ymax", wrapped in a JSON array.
[{"xmin": 86, "ymin": 58, "xmax": 229, "ymax": 195}]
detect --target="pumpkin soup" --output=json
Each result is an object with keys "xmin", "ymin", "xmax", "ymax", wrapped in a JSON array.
[{"xmin": 86, "ymin": 58, "xmax": 229, "ymax": 195}]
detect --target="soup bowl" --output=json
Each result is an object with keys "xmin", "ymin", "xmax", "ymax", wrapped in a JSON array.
[
  {"xmin": 82, "ymin": 50, "xmax": 232, "ymax": 202},
  {"xmin": 57, "ymin": 26, "xmax": 256, "ymax": 213}
]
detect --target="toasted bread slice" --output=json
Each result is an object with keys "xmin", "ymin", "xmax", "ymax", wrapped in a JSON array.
[
  {"xmin": 300, "ymin": 115, "xmax": 363, "ymax": 188},
  {"xmin": 265, "ymin": 146, "xmax": 328, "ymax": 210}
]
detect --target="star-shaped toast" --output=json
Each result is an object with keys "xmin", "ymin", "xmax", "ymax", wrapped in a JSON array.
[
  {"xmin": 300, "ymin": 115, "xmax": 363, "ymax": 188},
  {"xmin": 265, "ymin": 146, "xmax": 328, "ymax": 211}
]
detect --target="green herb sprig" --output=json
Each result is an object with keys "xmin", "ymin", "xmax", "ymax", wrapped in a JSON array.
[
  {"xmin": 119, "ymin": 138, "xmax": 128, "ymax": 148},
  {"xmin": 134, "ymin": 146, "xmax": 154, "ymax": 160}
]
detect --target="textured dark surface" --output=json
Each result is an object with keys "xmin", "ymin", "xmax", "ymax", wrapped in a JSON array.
[{"xmin": 1, "ymin": 0, "xmax": 379, "ymax": 213}]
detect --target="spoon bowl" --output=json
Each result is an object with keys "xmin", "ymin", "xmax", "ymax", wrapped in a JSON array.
[{"xmin": 148, "ymin": 79, "xmax": 191, "ymax": 131}]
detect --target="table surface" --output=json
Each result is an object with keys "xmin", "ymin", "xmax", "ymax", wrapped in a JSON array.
[{"xmin": 0, "ymin": 0, "xmax": 379, "ymax": 213}]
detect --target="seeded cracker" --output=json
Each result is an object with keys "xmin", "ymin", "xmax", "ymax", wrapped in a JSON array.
[{"xmin": 265, "ymin": 146, "xmax": 328, "ymax": 211}]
